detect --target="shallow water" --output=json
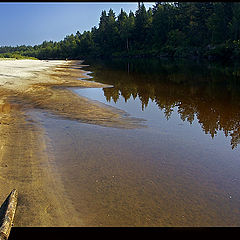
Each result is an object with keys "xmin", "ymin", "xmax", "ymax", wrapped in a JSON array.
[{"xmin": 37, "ymin": 58, "xmax": 240, "ymax": 226}]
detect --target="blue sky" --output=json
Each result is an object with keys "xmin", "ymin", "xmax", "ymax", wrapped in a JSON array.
[{"xmin": 0, "ymin": 2, "xmax": 155, "ymax": 47}]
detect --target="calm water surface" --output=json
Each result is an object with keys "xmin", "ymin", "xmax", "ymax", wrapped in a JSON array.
[{"xmin": 39, "ymin": 58, "xmax": 240, "ymax": 226}]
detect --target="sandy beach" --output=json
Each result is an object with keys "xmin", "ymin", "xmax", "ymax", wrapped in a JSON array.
[{"xmin": 0, "ymin": 59, "xmax": 144, "ymax": 226}]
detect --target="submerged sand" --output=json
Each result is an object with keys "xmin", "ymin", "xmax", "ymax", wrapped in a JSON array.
[{"xmin": 0, "ymin": 59, "xmax": 144, "ymax": 226}]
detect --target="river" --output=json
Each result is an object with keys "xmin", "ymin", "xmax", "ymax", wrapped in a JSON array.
[{"xmin": 34, "ymin": 58, "xmax": 240, "ymax": 226}]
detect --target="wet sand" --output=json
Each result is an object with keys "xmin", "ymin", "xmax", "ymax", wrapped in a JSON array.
[{"xmin": 0, "ymin": 59, "xmax": 144, "ymax": 226}]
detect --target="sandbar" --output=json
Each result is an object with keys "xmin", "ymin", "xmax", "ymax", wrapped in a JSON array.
[{"xmin": 0, "ymin": 59, "xmax": 144, "ymax": 226}]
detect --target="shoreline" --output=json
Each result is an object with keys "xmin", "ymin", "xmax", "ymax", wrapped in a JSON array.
[
  {"xmin": 0, "ymin": 59, "xmax": 82, "ymax": 226},
  {"xmin": 0, "ymin": 106, "xmax": 81, "ymax": 226},
  {"xmin": 0, "ymin": 59, "xmax": 144, "ymax": 226},
  {"xmin": 0, "ymin": 59, "xmax": 145, "ymax": 128}
]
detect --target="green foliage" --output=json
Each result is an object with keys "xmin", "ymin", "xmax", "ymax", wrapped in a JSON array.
[
  {"xmin": 1, "ymin": 2, "xmax": 240, "ymax": 61},
  {"xmin": 0, "ymin": 52, "xmax": 38, "ymax": 60}
]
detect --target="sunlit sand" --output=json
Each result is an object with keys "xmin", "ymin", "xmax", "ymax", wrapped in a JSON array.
[{"xmin": 0, "ymin": 59, "xmax": 144, "ymax": 226}]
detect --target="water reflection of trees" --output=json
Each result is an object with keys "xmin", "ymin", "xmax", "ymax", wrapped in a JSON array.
[{"xmin": 85, "ymin": 59, "xmax": 240, "ymax": 149}]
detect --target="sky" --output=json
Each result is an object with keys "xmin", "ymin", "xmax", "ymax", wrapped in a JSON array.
[{"xmin": 0, "ymin": 2, "xmax": 155, "ymax": 47}]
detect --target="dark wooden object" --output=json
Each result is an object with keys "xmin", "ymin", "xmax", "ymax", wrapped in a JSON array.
[{"xmin": 0, "ymin": 190, "xmax": 18, "ymax": 240}]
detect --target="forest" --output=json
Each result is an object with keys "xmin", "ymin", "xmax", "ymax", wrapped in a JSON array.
[{"xmin": 1, "ymin": 2, "xmax": 240, "ymax": 61}]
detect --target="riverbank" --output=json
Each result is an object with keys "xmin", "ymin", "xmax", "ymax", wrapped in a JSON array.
[{"xmin": 0, "ymin": 59, "xmax": 144, "ymax": 226}]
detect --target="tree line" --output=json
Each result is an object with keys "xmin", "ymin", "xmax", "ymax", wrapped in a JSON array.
[{"xmin": 1, "ymin": 2, "xmax": 240, "ymax": 60}]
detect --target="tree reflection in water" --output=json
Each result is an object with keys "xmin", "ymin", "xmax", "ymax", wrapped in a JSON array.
[{"xmin": 84, "ymin": 58, "xmax": 240, "ymax": 149}]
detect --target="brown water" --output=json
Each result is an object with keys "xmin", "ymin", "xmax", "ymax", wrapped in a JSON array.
[{"xmin": 32, "ymin": 58, "xmax": 240, "ymax": 226}]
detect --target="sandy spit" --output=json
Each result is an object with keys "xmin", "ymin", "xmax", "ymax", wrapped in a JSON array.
[{"xmin": 0, "ymin": 59, "xmax": 144, "ymax": 226}]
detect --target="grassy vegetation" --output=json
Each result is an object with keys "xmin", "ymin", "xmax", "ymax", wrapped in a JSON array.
[{"xmin": 0, "ymin": 52, "xmax": 38, "ymax": 60}]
